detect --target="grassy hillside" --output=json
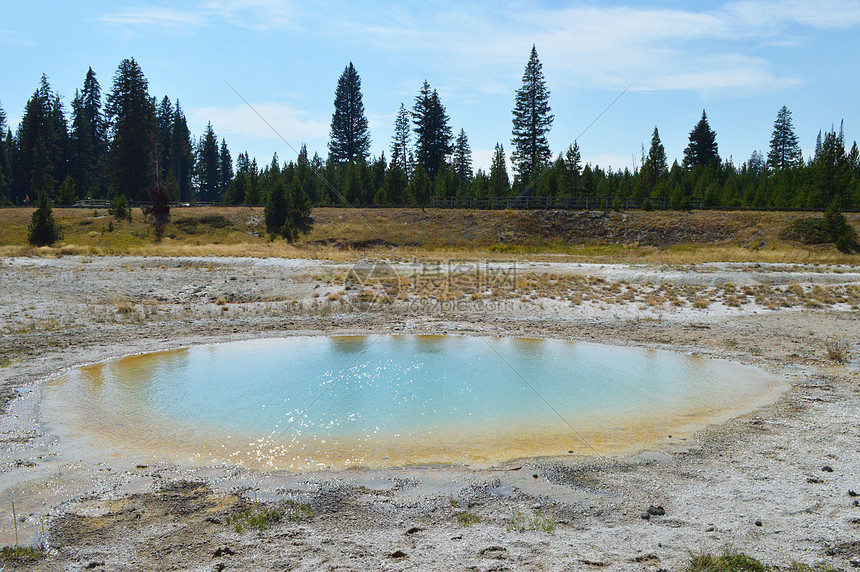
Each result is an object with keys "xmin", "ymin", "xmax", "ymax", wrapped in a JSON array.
[{"xmin": 0, "ymin": 206, "xmax": 857, "ymax": 263}]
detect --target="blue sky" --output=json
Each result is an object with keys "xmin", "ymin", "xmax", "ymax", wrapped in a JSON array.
[{"xmin": 2, "ymin": 1, "xmax": 859, "ymax": 172}]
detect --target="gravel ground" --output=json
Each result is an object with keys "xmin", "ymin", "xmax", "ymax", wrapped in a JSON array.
[{"xmin": 0, "ymin": 255, "xmax": 858, "ymax": 571}]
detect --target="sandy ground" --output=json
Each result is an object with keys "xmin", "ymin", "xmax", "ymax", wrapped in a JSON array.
[{"xmin": 0, "ymin": 255, "xmax": 858, "ymax": 571}]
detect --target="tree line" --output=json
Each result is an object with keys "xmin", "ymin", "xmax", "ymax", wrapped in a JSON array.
[
  {"xmin": 0, "ymin": 58, "xmax": 233, "ymax": 207},
  {"xmin": 3, "ymin": 49, "xmax": 859, "ymax": 215},
  {"xmin": 247, "ymin": 47, "xmax": 860, "ymax": 216}
]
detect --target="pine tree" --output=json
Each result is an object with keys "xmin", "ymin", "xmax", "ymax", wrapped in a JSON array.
[
  {"xmin": 156, "ymin": 96, "xmax": 174, "ymax": 187},
  {"xmin": 382, "ymin": 160, "xmax": 407, "ymax": 205},
  {"xmin": 511, "ymin": 45, "xmax": 554, "ymax": 190},
  {"xmin": 452, "ymin": 129, "xmax": 473, "ymax": 187},
  {"xmin": 560, "ymin": 143, "xmax": 582, "ymax": 197},
  {"xmin": 195, "ymin": 122, "xmax": 220, "ymax": 202},
  {"xmin": 0, "ymin": 101, "xmax": 9, "ymax": 201},
  {"xmin": 219, "ymin": 138, "xmax": 233, "ymax": 196},
  {"xmin": 265, "ymin": 179, "xmax": 289, "ymax": 236},
  {"xmin": 489, "ymin": 143, "xmax": 511, "ymax": 196},
  {"xmin": 245, "ymin": 159, "xmax": 260, "ymax": 205},
  {"xmin": 637, "ymin": 127, "xmax": 667, "ymax": 198},
  {"xmin": 16, "ymin": 75, "xmax": 68, "ymax": 201},
  {"xmin": 105, "ymin": 58, "xmax": 157, "ymax": 202},
  {"xmin": 407, "ymin": 165, "xmax": 431, "ymax": 207},
  {"xmin": 767, "ymin": 106, "xmax": 801, "ymax": 171},
  {"xmin": 57, "ymin": 175, "xmax": 77, "ymax": 205},
  {"xmin": 169, "ymin": 101, "xmax": 194, "ymax": 202},
  {"xmin": 328, "ymin": 63, "xmax": 370, "ymax": 163},
  {"xmin": 69, "ymin": 68, "xmax": 106, "ymax": 198},
  {"xmin": 413, "ymin": 81, "xmax": 453, "ymax": 180},
  {"xmin": 814, "ymin": 127, "xmax": 851, "ymax": 208},
  {"xmin": 390, "ymin": 103, "xmax": 411, "ymax": 179},
  {"xmin": 28, "ymin": 191, "xmax": 62, "ymax": 245},
  {"xmin": 223, "ymin": 151, "xmax": 249, "ymax": 205},
  {"xmin": 683, "ymin": 110, "xmax": 720, "ymax": 169}
]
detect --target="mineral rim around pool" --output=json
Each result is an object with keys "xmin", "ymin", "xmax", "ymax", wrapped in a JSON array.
[{"xmin": 41, "ymin": 335, "xmax": 787, "ymax": 471}]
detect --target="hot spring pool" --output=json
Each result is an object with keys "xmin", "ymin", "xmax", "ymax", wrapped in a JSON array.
[{"xmin": 42, "ymin": 335, "xmax": 785, "ymax": 470}]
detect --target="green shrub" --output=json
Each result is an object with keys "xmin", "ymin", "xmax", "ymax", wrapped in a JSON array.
[
  {"xmin": 506, "ymin": 509, "xmax": 556, "ymax": 534},
  {"xmin": 228, "ymin": 500, "xmax": 312, "ymax": 533},
  {"xmin": 455, "ymin": 510, "xmax": 481, "ymax": 527},
  {"xmin": 0, "ymin": 546, "xmax": 45, "ymax": 562},
  {"xmin": 782, "ymin": 202, "xmax": 856, "ymax": 251},
  {"xmin": 109, "ymin": 194, "xmax": 132, "ymax": 221},
  {"xmin": 27, "ymin": 192, "xmax": 63, "ymax": 246}
]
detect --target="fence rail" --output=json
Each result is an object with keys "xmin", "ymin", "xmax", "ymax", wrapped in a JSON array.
[{"xmin": 5, "ymin": 197, "xmax": 851, "ymax": 213}]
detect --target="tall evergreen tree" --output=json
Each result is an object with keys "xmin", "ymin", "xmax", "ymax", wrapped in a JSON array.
[
  {"xmin": 68, "ymin": 68, "xmax": 106, "ymax": 198},
  {"xmin": 413, "ymin": 80, "xmax": 453, "ymax": 180},
  {"xmin": 683, "ymin": 110, "xmax": 720, "ymax": 169},
  {"xmin": 390, "ymin": 103, "xmax": 411, "ymax": 179},
  {"xmin": 559, "ymin": 143, "xmax": 582, "ymax": 197},
  {"xmin": 814, "ymin": 127, "xmax": 851, "ymax": 208},
  {"xmin": 223, "ymin": 151, "xmax": 249, "ymax": 205},
  {"xmin": 407, "ymin": 165, "xmax": 432, "ymax": 207},
  {"xmin": 219, "ymin": 138, "xmax": 233, "ymax": 196},
  {"xmin": 105, "ymin": 58, "xmax": 157, "ymax": 201},
  {"xmin": 452, "ymin": 128, "xmax": 473, "ymax": 185},
  {"xmin": 328, "ymin": 62, "xmax": 370, "ymax": 163},
  {"xmin": 814, "ymin": 130, "xmax": 823, "ymax": 161},
  {"xmin": 511, "ymin": 45, "xmax": 554, "ymax": 190},
  {"xmin": 645, "ymin": 127, "xmax": 667, "ymax": 177},
  {"xmin": 0, "ymin": 102, "xmax": 8, "ymax": 200},
  {"xmin": 196, "ymin": 122, "xmax": 220, "ymax": 202},
  {"xmin": 156, "ymin": 96, "xmax": 174, "ymax": 186},
  {"xmin": 169, "ymin": 101, "xmax": 194, "ymax": 202},
  {"xmin": 15, "ymin": 75, "xmax": 68, "ymax": 201},
  {"xmin": 489, "ymin": 143, "xmax": 511, "ymax": 196},
  {"xmin": 767, "ymin": 106, "xmax": 802, "ymax": 171},
  {"xmin": 637, "ymin": 127, "xmax": 667, "ymax": 198}
]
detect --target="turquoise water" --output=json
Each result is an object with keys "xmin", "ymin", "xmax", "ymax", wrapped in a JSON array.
[{"xmin": 43, "ymin": 336, "xmax": 784, "ymax": 470}]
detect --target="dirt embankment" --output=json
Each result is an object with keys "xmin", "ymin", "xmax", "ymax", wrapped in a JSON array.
[{"xmin": 3, "ymin": 206, "xmax": 857, "ymax": 256}]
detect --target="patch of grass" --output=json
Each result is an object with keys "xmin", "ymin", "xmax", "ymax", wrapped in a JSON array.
[
  {"xmin": 172, "ymin": 214, "xmax": 233, "ymax": 234},
  {"xmin": 506, "ymin": 510, "xmax": 557, "ymax": 534},
  {"xmin": 0, "ymin": 357, "xmax": 10, "ymax": 368},
  {"xmin": 115, "ymin": 299, "xmax": 135, "ymax": 315},
  {"xmin": 0, "ymin": 545, "xmax": 46, "ymax": 562},
  {"xmin": 228, "ymin": 500, "xmax": 312, "ymax": 533},
  {"xmin": 1, "ymin": 207, "xmax": 859, "ymax": 263},
  {"xmin": 825, "ymin": 335, "xmax": 850, "ymax": 363},
  {"xmin": 686, "ymin": 551, "xmax": 838, "ymax": 572},
  {"xmin": 455, "ymin": 510, "xmax": 482, "ymax": 527}
]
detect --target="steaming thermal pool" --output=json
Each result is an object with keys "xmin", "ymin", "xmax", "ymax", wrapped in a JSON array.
[{"xmin": 42, "ymin": 336, "xmax": 786, "ymax": 470}]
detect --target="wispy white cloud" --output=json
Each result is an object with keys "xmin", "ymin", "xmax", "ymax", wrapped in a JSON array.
[
  {"xmin": 727, "ymin": 0, "xmax": 860, "ymax": 29},
  {"xmin": 100, "ymin": 6, "xmax": 207, "ymax": 27},
  {"xmin": 189, "ymin": 102, "xmax": 328, "ymax": 143},
  {"xmin": 198, "ymin": 0, "xmax": 298, "ymax": 30},
  {"xmin": 0, "ymin": 29, "xmax": 38, "ymax": 47},
  {"xmin": 346, "ymin": 1, "xmax": 858, "ymax": 95},
  {"xmin": 101, "ymin": 0, "xmax": 298, "ymax": 30},
  {"xmin": 98, "ymin": 0, "xmax": 859, "ymax": 96}
]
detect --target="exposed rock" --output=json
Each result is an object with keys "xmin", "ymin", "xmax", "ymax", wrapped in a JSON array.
[
  {"xmin": 647, "ymin": 505, "xmax": 666, "ymax": 516},
  {"xmin": 480, "ymin": 546, "xmax": 508, "ymax": 559}
]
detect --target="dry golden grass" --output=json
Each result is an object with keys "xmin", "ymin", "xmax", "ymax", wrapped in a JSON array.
[{"xmin": 1, "ymin": 206, "xmax": 858, "ymax": 264}]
